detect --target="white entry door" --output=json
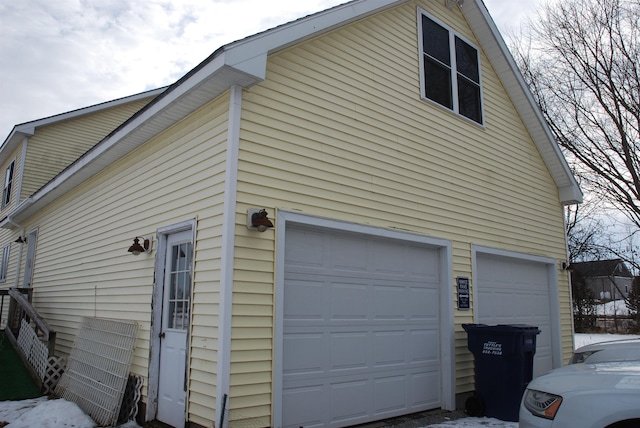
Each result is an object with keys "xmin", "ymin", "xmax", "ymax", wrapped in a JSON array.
[
  {"xmin": 157, "ymin": 230, "xmax": 193, "ymax": 428},
  {"xmin": 22, "ymin": 229, "xmax": 38, "ymax": 288}
]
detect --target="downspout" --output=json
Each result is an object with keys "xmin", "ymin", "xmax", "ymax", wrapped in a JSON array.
[
  {"xmin": 563, "ymin": 205, "xmax": 576, "ymax": 352},
  {"xmin": 216, "ymin": 85, "xmax": 243, "ymax": 428}
]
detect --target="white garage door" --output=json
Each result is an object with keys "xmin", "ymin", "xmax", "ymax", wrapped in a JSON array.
[
  {"xmin": 475, "ymin": 252, "xmax": 554, "ymax": 377},
  {"xmin": 282, "ymin": 225, "xmax": 442, "ymax": 428}
]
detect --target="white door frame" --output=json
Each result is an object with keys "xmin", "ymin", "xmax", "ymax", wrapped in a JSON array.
[
  {"xmin": 273, "ymin": 211, "xmax": 455, "ymax": 427},
  {"xmin": 147, "ymin": 219, "xmax": 197, "ymax": 423},
  {"xmin": 22, "ymin": 228, "xmax": 38, "ymax": 288},
  {"xmin": 471, "ymin": 245, "xmax": 563, "ymax": 370}
]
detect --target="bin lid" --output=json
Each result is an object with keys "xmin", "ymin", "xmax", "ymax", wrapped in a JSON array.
[{"xmin": 462, "ymin": 323, "xmax": 540, "ymax": 334}]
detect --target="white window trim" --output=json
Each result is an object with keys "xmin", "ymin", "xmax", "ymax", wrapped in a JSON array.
[
  {"xmin": 2, "ymin": 159, "xmax": 15, "ymax": 209},
  {"xmin": 417, "ymin": 8, "xmax": 485, "ymax": 127}
]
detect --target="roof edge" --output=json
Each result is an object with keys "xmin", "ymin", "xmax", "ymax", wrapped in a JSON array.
[{"xmin": 0, "ymin": 87, "xmax": 167, "ymax": 162}]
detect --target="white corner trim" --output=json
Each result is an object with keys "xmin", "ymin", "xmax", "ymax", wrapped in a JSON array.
[{"xmin": 215, "ymin": 85, "xmax": 243, "ymax": 428}]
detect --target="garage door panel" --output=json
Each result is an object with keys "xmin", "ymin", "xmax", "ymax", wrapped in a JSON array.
[
  {"xmin": 331, "ymin": 379, "xmax": 369, "ymax": 423},
  {"xmin": 283, "ymin": 226, "xmax": 443, "ymax": 426},
  {"xmin": 283, "ymin": 370, "xmax": 441, "ymax": 427},
  {"xmin": 409, "ymin": 286, "xmax": 440, "ymax": 319},
  {"xmin": 283, "ymin": 333, "xmax": 325, "ymax": 376},
  {"xmin": 284, "ymin": 278, "xmax": 326, "ymax": 320},
  {"xmin": 411, "ymin": 329, "xmax": 440, "ymax": 362},
  {"xmin": 332, "ymin": 332, "xmax": 369, "ymax": 370},
  {"xmin": 373, "ymin": 375, "xmax": 407, "ymax": 412},
  {"xmin": 332, "ymin": 282, "xmax": 369, "ymax": 320},
  {"xmin": 282, "ymin": 383, "xmax": 327, "ymax": 428},
  {"xmin": 285, "ymin": 228, "xmax": 326, "ymax": 268},
  {"xmin": 373, "ymin": 330, "xmax": 406, "ymax": 366}
]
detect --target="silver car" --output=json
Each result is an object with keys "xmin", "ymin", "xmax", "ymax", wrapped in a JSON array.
[{"xmin": 519, "ymin": 339, "xmax": 640, "ymax": 428}]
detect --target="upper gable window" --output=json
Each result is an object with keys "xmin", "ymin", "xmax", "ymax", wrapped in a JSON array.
[
  {"xmin": 2, "ymin": 161, "xmax": 15, "ymax": 208},
  {"xmin": 419, "ymin": 12, "xmax": 483, "ymax": 124}
]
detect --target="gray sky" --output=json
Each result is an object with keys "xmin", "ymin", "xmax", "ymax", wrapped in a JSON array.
[{"xmin": 0, "ymin": 0, "xmax": 543, "ymax": 140}]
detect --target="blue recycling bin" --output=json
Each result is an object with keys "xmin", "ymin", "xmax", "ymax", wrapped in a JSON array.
[{"xmin": 462, "ymin": 324, "xmax": 540, "ymax": 422}]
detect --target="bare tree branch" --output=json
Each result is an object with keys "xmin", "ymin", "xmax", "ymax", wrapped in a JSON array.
[{"xmin": 513, "ymin": 0, "xmax": 640, "ymax": 228}]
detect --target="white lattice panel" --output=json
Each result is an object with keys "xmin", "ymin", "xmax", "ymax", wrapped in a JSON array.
[
  {"xmin": 17, "ymin": 318, "xmax": 49, "ymax": 379},
  {"xmin": 44, "ymin": 356, "xmax": 66, "ymax": 394},
  {"xmin": 55, "ymin": 317, "xmax": 138, "ymax": 427}
]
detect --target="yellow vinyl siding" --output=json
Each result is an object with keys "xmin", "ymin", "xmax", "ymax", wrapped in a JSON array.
[
  {"xmin": 21, "ymin": 92, "xmax": 230, "ymax": 426},
  {"xmin": 230, "ymin": 1, "xmax": 570, "ymax": 424},
  {"xmin": 20, "ymin": 97, "xmax": 153, "ymax": 200}
]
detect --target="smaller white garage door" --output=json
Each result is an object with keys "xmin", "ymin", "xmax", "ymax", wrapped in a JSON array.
[
  {"xmin": 475, "ymin": 252, "xmax": 556, "ymax": 377},
  {"xmin": 282, "ymin": 225, "xmax": 443, "ymax": 428}
]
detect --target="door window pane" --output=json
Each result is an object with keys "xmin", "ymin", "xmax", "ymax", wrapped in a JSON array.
[{"xmin": 167, "ymin": 242, "xmax": 193, "ymax": 330}]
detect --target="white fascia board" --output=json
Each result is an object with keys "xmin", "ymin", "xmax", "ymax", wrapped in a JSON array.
[
  {"xmin": 465, "ymin": 0, "xmax": 583, "ymax": 205},
  {"xmin": 0, "ymin": 88, "xmax": 165, "ymax": 166},
  {"xmin": 223, "ymin": 0, "xmax": 407, "ymax": 72}
]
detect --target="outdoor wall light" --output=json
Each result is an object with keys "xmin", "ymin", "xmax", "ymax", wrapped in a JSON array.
[
  {"xmin": 445, "ymin": 0, "xmax": 464, "ymax": 8},
  {"xmin": 15, "ymin": 236, "xmax": 26, "ymax": 244},
  {"xmin": 247, "ymin": 208, "xmax": 274, "ymax": 232},
  {"xmin": 128, "ymin": 236, "xmax": 152, "ymax": 255}
]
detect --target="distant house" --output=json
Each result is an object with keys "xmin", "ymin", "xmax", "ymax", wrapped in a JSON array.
[
  {"xmin": 570, "ymin": 259, "xmax": 634, "ymax": 301},
  {"xmin": 0, "ymin": 1, "xmax": 582, "ymax": 427}
]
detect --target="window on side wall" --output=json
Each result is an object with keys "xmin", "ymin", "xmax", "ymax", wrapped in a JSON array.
[
  {"xmin": 2, "ymin": 161, "xmax": 15, "ymax": 208},
  {"xmin": 419, "ymin": 12, "xmax": 483, "ymax": 125},
  {"xmin": 0, "ymin": 245, "xmax": 9, "ymax": 282}
]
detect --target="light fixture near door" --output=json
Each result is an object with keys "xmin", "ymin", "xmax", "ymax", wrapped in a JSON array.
[
  {"xmin": 128, "ymin": 236, "xmax": 152, "ymax": 255},
  {"xmin": 247, "ymin": 208, "xmax": 274, "ymax": 232}
]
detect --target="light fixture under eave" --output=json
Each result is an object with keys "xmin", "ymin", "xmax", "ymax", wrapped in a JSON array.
[
  {"xmin": 15, "ymin": 236, "xmax": 27, "ymax": 244},
  {"xmin": 128, "ymin": 236, "xmax": 152, "ymax": 255},
  {"xmin": 247, "ymin": 208, "xmax": 274, "ymax": 232},
  {"xmin": 445, "ymin": 0, "xmax": 464, "ymax": 9}
]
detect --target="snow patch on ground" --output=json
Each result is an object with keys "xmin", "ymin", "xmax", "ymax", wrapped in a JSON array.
[
  {"xmin": 595, "ymin": 300, "xmax": 631, "ymax": 316},
  {"xmin": 3, "ymin": 398, "xmax": 97, "ymax": 428}
]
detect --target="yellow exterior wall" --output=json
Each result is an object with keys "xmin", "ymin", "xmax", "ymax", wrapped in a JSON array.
[
  {"xmin": 20, "ymin": 97, "xmax": 154, "ymax": 201},
  {"xmin": 19, "ymin": 92, "xmax": 230, "ymax": 427},
  {"xmin": 230, "ymin": 1, "xmax": 570, "ymax": 425}
]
